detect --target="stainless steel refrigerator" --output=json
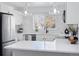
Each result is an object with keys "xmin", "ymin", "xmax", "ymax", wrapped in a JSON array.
[{"xmin": 0, "ymin": 12, "xmax": 15, "ymax": 56}]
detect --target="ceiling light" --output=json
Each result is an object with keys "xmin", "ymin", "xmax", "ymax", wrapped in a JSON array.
[
  {"xmin": 53, "ymin": 8, "xmax": 57, "ymax": 14},
  {"xmin": 24, "ymin": 3, "xmax": 28, "ymax": 16},
  {"xmin": 25, "ymin": 10, "xmax": 27, "ymax": 15},
  {"xmin": 24, "ymin": 10, "xmax": 27, "ymax": 14}
]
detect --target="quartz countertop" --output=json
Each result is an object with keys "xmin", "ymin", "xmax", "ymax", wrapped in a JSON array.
[{"xmin": 4, "ymin": 39, "xmax": 79, "ymax": 54}]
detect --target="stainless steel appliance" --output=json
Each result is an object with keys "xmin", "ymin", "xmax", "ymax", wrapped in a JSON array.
[{"xmin": 0, "ymin": 12, "xmax": 15, "ymax": 56}]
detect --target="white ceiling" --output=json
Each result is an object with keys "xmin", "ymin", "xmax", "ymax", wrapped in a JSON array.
[
  {"xmin": 1, "ymin": 2, "xmax": 66, "ymax": 14},
  {"xmin": 4, "ymin": 2, "xmax": 66, "ymax": 7}
]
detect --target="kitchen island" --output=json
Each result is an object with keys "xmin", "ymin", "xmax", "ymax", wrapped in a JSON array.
[{"xmin": 4, "ymin": 39, "xmax": 79, "ymax": 56}]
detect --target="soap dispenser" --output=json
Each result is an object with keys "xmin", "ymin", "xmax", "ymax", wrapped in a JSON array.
[{"xmin": 64, "ymin": 28, "xmax": 69, "ymax": 38}]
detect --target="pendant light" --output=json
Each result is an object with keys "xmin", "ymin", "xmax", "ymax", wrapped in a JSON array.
[
  {"xmin": 24, "ymin": 10, "xmax": 27, "ymax": 16},
  {"xmin": 24, "ymin": 3, "xmax": 32, "ymax": 16},
  {"xmin": 24, "ymin": 3, "xmax": 28, "ymax": 16}
]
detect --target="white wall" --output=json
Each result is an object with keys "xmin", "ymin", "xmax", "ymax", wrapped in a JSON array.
[
  {"xmin": 23, "ymin": 15, "xmax": 33, "ymax": 34},
  {"xmin": 66, "ymin": 2, "xmax": 79, "ymax": 24}
]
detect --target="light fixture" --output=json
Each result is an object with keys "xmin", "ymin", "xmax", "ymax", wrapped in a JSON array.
[
  {"xmin": 53, "ymin": 8, "xmax": 60, "ymax": 15},
  {"xmin": 49, "ymin": 7, "xmax": 59, "ymax": 15},
  {"xmin": 53, "ymin": 8, "xmax": 57, "ymax": 14},
  {"xmin": 24, "ymin": 3, "xmax": 32, "ymax": 16},
  {"xmin": 24, "ymin": 3, "xmax": 28, "ymax": 16},
  {"xmin": 24, "ymin": 10, "xmax": 27, "ymax": 15}
]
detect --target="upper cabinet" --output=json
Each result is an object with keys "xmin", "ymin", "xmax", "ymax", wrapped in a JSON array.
[
  {"xmin": 10, "ymin": 10, "xmax": 24, "ymax": 25},
  {"xmin": 66, "ymin": 2, "xmax": 79, "ymax": 24},
  {"xmin": 0, "ymin": 3, "xmax": 14, "ymax": 13}
]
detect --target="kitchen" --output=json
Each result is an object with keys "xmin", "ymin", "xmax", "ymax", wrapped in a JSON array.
[{"xmin": 0, "ymin": 2, "xmax": 79, "ymax": 56}]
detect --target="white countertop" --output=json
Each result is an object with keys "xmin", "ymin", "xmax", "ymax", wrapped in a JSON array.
[{"xmin": 4, "ymin": 39, "xmax": 79, "ymax": 54}]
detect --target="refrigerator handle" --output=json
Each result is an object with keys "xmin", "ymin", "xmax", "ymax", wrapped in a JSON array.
[{"xmin": 2, "ymin": 39, "xmax": 15, "ymax": 44}]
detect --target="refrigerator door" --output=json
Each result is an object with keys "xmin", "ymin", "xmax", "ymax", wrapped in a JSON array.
[
  {"xmin": 2, "ymin": 14, "xmax": 16, "ymax": 56},
  {"xmin": 0, "ymin": 14, "xmax": 2, "ymax": 56},
  {"xmin": 2, "ymin": 14, "xmax": 11, "ymax": 42}
]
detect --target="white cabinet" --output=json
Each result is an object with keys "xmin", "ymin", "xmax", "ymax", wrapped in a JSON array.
[
  {"xmin": 10, "ymin": 10, "xmax": 24, "ymax": 41},
  {"xmin": 66, "ymin": 2, "xmax": 79, "ymax": 24},
  {"xmin": 0, "ymin": 4, "xmax": 8, "ymax": 13},
  {"xmin": 0, "ymin": 3, "xmax": 14, "ymax": 13},
  {"xmin": 11, "ymin": 10, "xmax": 23, "ymax": 25}
]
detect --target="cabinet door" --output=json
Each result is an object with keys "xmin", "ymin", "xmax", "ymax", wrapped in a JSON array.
[
  {"xmin": 0, "ymin": 4, "xmax": 8, "ymax": 13},
  {"xmin": 0, "ymin": 4, "xmax": 14, "ymax": 13},
  {"xmin": 66, "ymin": 2, "xmax": 79, "ymax": 24},
  {"xmin": 2, "ymin": 14, "xmax": 11, "ymax": 42},
  {"xmin": 12, "ymin": 10, "xmax": 23, "ymax": 25},
  {"xmin": 10, "ymin": 10, "xmax": 24, "ymax": 41}
]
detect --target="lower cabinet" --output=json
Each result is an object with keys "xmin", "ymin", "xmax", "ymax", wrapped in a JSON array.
[{"xmin": 12, "ymin": 50, "xmax": 79, "ymax": 56}]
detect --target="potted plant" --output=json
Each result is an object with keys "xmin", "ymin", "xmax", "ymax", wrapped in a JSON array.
[
  {"xmin": 68, "ymin": 24, "xmax": 78, "ymax": 44},
  {"xmin": 68, "ymin": 24, "xmax": 77, "ymax": 36}
]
